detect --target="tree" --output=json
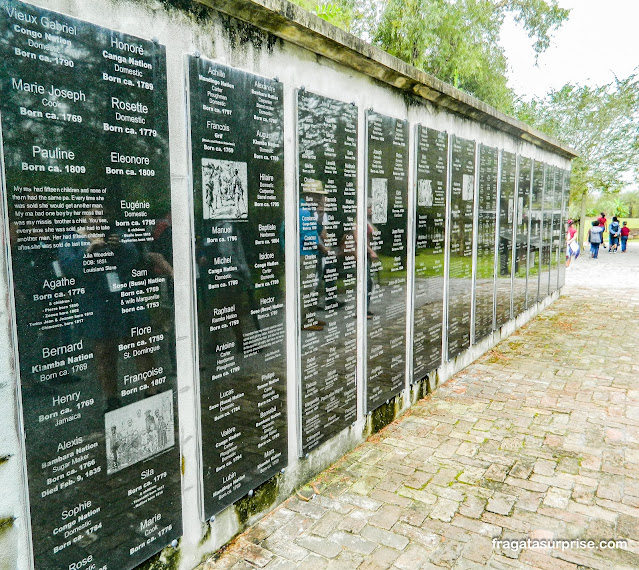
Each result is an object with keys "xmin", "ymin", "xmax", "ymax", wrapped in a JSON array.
[
  {"xmin": 608, "ymin": 198, "xmax": 630, "ymax": 218},
  {"xmin": 588, "ymin": 196, "xmax": 630, "ymax": 219},
  {"xmin": 288, "ymin": 0, "xmax": 568, "ymax": 112},
  {"xmin": 374, "ymin": 0, "xmax": 499, "ymax": 109},
  {"xmin": 622, "ymin": 190, "xmax": 639, "ymax": 218},
  {"xmin": 292, "ymin": 0, "xmax": 356, "ymax": 29},
  {"xmin": 516, "ymin": 74, "xmax": 639, "ymax": 244}
]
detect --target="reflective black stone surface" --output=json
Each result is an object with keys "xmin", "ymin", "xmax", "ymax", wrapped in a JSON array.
[
  {"xmin": 187, "ymin": 57, "xmax": 287, "ymax": 517},
  {"xmin": 527, "ymin": 161, "xmax": 544, "ymax": 307},
  {"xmin": 540, "ymin": 165, "xmax": 553, "ymax": 298},
  {"xmin": 474, "ymin": 144, "xmax": 497, "ymax": 343},
  {"xmin": 0, "ymin": 2, "xmax": 181, "ymax": 568},
  {"xmin": 549, "ymin": 166, "xmax": 561, "ymax": 293},
  {"xmin": 513, "ymin": 157, "xmax": 531, "ymax": 315},
  {"xmin": 496, "ymin": 151, "xmax": 516, "ymax": 328},
  {"xmin": 557, "ymin": 169, "xmax": 570, "ymax": 289},
  {"xmin": 412, "ymin": 126, "xmax": 446, "ymax": 382},
  {"xmin": 297, "ymin": 90, "xmax": 357, "ymax": 454},
  {"xmin": 447, "ymin": 136, "xmax": 475, "ymax": 360},
  {"xmin": 365, "ymin": 111, "xmax": 408, "ymax": 411}
]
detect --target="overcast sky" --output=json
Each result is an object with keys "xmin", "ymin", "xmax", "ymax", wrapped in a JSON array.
[{"xmin": 500, "ymin": 0, "xmax": 639, "ymax": 100}]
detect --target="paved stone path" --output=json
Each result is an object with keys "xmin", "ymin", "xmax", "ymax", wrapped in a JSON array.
[{"xmin": 204, "ymin": 243, "xmax": 639, "ymax": 569}]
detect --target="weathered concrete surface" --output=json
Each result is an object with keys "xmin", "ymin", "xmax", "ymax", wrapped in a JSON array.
[{"xmin": 202, "ymin": 245, "xmax": 639, "ymax": 568}]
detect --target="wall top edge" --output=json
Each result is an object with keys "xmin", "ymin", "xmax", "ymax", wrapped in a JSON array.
[{"xmin": 193, "ymin": 0, "xmax": 578, "ymax": 161}]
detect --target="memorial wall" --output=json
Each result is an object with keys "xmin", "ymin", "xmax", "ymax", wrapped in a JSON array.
[
  {"xmin": 0, "ymin": 0, "xmax": 575, "ymax": 568},
  {"xmin": 365, "ymin": 111, "xmax": 408, "ymax": 411},
  {"xmin": 513, "ymin": 157, "xmax": 531, "ymax": 314},
  {"xmin": 549, "ymin": 167, "xmax": 562, "ymax": 294},
  {"xmin": 540, "ymin": 166, "xmax": 553, "ymax": 297},
  {"xmin": 474, "ymin": 144, "xmax": 497, "ymax": 343},
  {"xmin": 527, "ymin": 160, "xmax": 544, "ymax": 306},
  {"xmin": 447, "ymin": 136, "xmax": 475, "ymax": 360},
  {"xmin": 496, "ymin": 151, "xmax": 516, "ymax": 328},
  {"xmin": 0, "ymin": 2, "xmax": 182, "ymax": 568},
  {"xmin": 557, "ymin": 170, "xmax": 570, "ymax": 289},
  {"xmin": 297, "ymin": 90, "xmax": 358, "ymax": 454},
  {"xmin": 412, "ymin": 126, "xmax": 447, "ymax": 382},
  {"xmin": 187, "ymin": 57, "xmax": 288, "ymax": 518}
]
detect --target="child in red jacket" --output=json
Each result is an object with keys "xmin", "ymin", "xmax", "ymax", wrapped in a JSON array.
[{"xmin": 621, "ymin": 221, "xmax": 630, "ymax": 252}]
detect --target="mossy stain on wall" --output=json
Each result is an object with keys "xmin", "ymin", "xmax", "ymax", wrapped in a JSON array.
[
  {"xmin": 198, "ymin": 520, "xmax": 211, "ymax": 547},
  {"xmin": 370, "ymin": 399, "xmax": 397, "ymax": 434},
  {"xmin": 156, "ymin": 0, "xmax": 209, "ymax": 20},
  {"xmin": 0, "ymin": 516, "xmax": 15, "ymax": 535},
  {"xmin": 234, "ymin": 475, "xmax": 279, "ymax": 525},
  {"xmin": 220, "ymin": 15, "xmax": 279, "ymax": 54}
]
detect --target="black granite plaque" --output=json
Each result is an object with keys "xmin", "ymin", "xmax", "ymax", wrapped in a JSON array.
[
  {"xmin": 513, "ymin": 156, "xmax": 531, "ymax": 315},
  {"xmin": 526, "ymin": 160, "xmax": 544, "ymax": 307},
  {"xmin": 297, "ymin": 90, "xmax": 357, "ymax": 454},
  {"xmin": 412, "ymin": 125, "xmax": 446, "ymax": 382},
  {"xmin": 447, "ymin": 136, "xmax": 475, "ymax": 359},
  {"xmin": 496, "ymin": 151, "xmax": 516, "ymax": 328},
  {"xmin": 540, "ymin": 164, "xmax": 553, "ymax": 299},
  {"xmin": 0, "ymin": 2, "xmax": 181, "ymax": 568},
  {"xmin": 549, "ymin": 166, "xmax": 561, "ymax": 293},
  {"xmin": 187, "ymin": 57, "xmax": 287, "ymax": 517},
  {"xmin": 557, "ymin": 169, "xmax": 570, "ymax": 288},
  {"xmin": 474, "ymin": 145, "xmax": 497, "ymax": 342},
  {"xmin": 365, "ymin": 111, "xmax": 408, "ymax": 411}
]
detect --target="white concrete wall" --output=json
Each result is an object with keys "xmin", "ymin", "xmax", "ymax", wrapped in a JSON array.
[{"xmin": 0, "ymin": 1, "xmax": 571, "ymax": 568}]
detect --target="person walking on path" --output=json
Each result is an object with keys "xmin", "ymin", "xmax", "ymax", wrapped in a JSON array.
[
  {"xmin": 565, "ymin": 220, "xmax": 579, "ymax": 269},
  {"xmin": 588, "ymin": 220, "xmax": 603, "ymax": 258},
  {"xmin": 608, "ymin": 216, "xmax": 621, "ymax": 252},
  {"xmin": 621, "ymin": 221, "xmax": 630, "ymax": 252},
  {"xmin": 598, "ymin": 211, "xmax": 607, "ymax": 248}
]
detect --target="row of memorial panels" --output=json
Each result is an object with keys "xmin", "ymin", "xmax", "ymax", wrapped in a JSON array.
[
  {"xmin": 0, "ymin": 3, "xmax": 568, "ymax": 568},
  {"xmin": 300, "ymin": 115, "xmax": 570, "ymax": 458}
]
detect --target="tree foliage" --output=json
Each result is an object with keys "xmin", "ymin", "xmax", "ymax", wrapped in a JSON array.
[
  {"xmin": 515, "ymin": 75, "xmax": 639, "ymax": 202},
  {"xmin": 587, "ymin": 190, "xmax": 639, "ymax": 219},
  {"xmin": 375, "ymin": 0, "xmax": 503, "ymax": 109},
  {"xmin": 587, "ymin": 196, "xmax": 630, "ymax": 218},
  {"xmin": 292, "ymin": 0, "xmax": 356, "ymax": 29},
  {"xmin": 301, "ymin": 1, "xmax": 565, "ymax": 111},
  {"xmin": 621, "ymin": 190, "xmax": 639, "ymax": 218},
  {"xmin": 288, "ymin": 0, "xmax": 568, "ymax": 111},
  {"xmin": 515, "ymin": 74, "xmax": 639, "ymax": 241}
]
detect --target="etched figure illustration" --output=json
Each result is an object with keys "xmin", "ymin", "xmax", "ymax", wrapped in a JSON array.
[
  {"xmin": 105, "ymin": 390, "xmax": 175, "ymax": 474},
  {"xmin": 462, "ymin": 174, "xmax": 474, "ymax": 201},
  {"xmin": 202, "ymin": 159, "xmax": 248, "ymax": 220},
  {"xmin": 418, "ymin": 179, "xmax": 434, "ymax": 207},
  {"xmin": 371, "ymin": 178, "xmax": 388, "ymax": 224}
]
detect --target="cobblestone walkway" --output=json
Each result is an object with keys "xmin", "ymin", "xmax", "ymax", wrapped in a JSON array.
[{"xmin": 205, "ymin": 245, "xmax": 639, "ymax": 569}]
